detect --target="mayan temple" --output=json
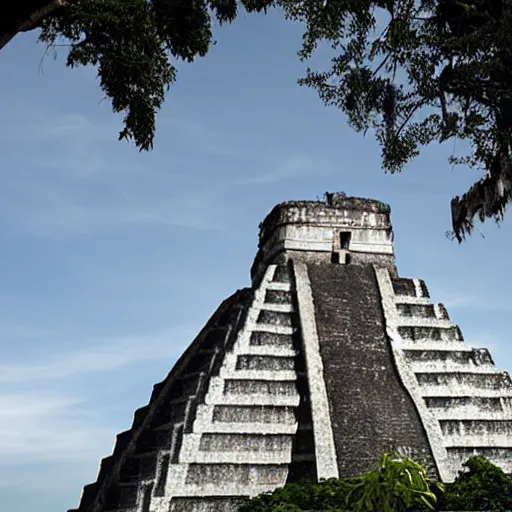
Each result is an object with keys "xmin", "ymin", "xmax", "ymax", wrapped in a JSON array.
[{"xmin": 70, "ymin": 193, "xmax": 512, "ymax": 512}]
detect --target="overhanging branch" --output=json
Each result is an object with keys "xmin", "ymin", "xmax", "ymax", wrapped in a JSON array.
[{"xmin": 0, "ymin": 0, "xmax": 69, "ymax": 51}]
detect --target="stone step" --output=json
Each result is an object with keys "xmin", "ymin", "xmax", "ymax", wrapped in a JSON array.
[
  {"xmin": 222, "ymin": 378, "xmax": 298, "ymax": 397},
  {"xmin": 398, "ymin": 325, "xmax": 462, "ymax": 342},
  {"xmin": 396, "ymin": 318, "xmax": 453, "ymax": 329},
  {"xmin": 256, "ymin": 310, "xmax": 293, "ymax": 327},
  {"xmin": 404, "ymin": 349, "xmax": 493, "ymax": 363},
  {"xmin": 392, "ymin": 278, "xmax": 417, "ymax": 297},
  {"xmin": 410, "ymin": 362, "xmax": 497, "ymax": 374},
  {"xmin": 192, "ymin": 433, "xmax": 292, "ymax": 460},
  {"xmin": 434, "ymin": 410, "xmax": 512, "ymax": 421},
  {"xmin": 249, "ymin": 331, "xmax": 294, "ymax": 349},
  {"xmin": 198, "ymin": 433, "xmax": 292, "ymax": 452},
  {"xmin": 207, "ymin": 393, "xmax": 300, "ymax": 407},
  {"xmin": 237, "ymin": 344, "xmax": 297, "ymax": 358},
  {"xmin": 398, "ymin": 342, "xmax": 472, "ymax": 351},
  {"xmin": 265, "ymin": 281, "xmax": 291, "ymax": 292},
  {"xmin": 443, "ymin": 435, "xmax": 512, "ymax": 448},
  {"xmin": 193, "ymin": 404, "xmax": 297, "ymax": 433},
  {"xmin": 264, "ymin": 289, "xmax": 293, "ymax": 305},
  {"xmin": 169, "ymin": 497, "xmax": 240, "ymax": 512},
  {"xmin": 179, "ymin": 432, "xmax": 293, "ymax": 464},
  {"xmin": 180, "ymin": 433, "xmax": 293, "ymax": 456},
  {"xmin": 256, "ymin": 303, "xmax": 294, "ymax": 313},
  {"xmin": 404, "ymin": 348, "xmax": 494, "ymax": 369},
  {"xmin": 219, "ymin": 368, "xmax": 297, "ymax": 381},
  {"xmin": 394, "ymin": 296, "xmax": 431, "ymax": 305},
  {"xmin": 396, "ymin": 303, "xmax": 436, "ymax": 318},
  {"xmin": 184, "ymin": 462, "xmax": 288, "ymax": 487},
  {"xmin": 212, "ymin": 405, "xmax": 296, "ymax": 424},
  {"xmin": 440, "ymin": 419, "xmax": 512, "ymax": 436},
  {"xmin": 251, "ymin": 324, "xmax": 295, "ymax": 336},
  {"xmin": 180, "ymin": 450, "xmax": 292, "ymax": 464},
  {"xmin": 171, "ymin": 481, "xmax": 280, "ymax": 498},
  {"xmin": 424, "ymin": 396, "xmax": 505, "ymax": 414},
  {"xmin": 416, "ymin": 371, "xmax": 512, "ymax": 389},
  {"xmin": 194, "ymin": 421, "xmax": 298, "ymax": 435},
  {"xmin": 421, "ymin": 387, "xmax": 512, "ymax": 398},
  {"xmin": 235, "ymin": 355, "xmax": 296, "ymax": 371}
]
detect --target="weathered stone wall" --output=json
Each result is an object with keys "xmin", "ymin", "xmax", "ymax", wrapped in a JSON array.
[
  {"xmin": 258, "ymin": 198, "xmax": 391, "ymax": 248},
  {"xmin": 251, "ymin": 197, "xmax": 396, "ymax": 283},
  {"xmin": 306, "ymin": 263, "xmax": 437, "ymax": 478}
]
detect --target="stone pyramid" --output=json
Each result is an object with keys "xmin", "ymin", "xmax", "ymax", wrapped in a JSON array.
[{"xmin": 69, "ymin": 193, "xmax": 512, "ymax": 512}]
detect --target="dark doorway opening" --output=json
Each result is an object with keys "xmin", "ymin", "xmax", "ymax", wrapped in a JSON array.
[{"xmin": 340, "ymin": 231, "xmax": 351, "ymax": 249}]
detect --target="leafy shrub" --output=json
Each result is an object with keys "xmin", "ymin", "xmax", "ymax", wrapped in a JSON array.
[
  {"xmin": 239, "ymin": 452, "xmax": 438, "ymax": 512},
  {"xmin": 237, "ymin": 478, "xmax": 352, "ymax": 512},
  {"xmin": 239, "ymin": 454, "xmax": 512, "ymax": 512},
  {"xmin": 439, "ymin": 456, "xmax": 512, "ymax": 511}
]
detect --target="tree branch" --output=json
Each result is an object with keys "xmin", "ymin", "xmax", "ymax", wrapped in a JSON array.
[{"xmin": 0, "ymin": 0, "xmax": 68, "ymax": 51}]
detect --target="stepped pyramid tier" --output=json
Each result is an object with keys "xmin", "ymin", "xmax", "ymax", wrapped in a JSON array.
[{"xmin": 69, "ymin": 192, "xmax": 512, "ymax": 512}]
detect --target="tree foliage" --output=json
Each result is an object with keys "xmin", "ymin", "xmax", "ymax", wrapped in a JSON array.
[
  {"xmin": 239, "ymin": 454, "xmax": 512, "ymax": 512},
  {"xmin": 2, "ymin": 1, "xmax": 512, "ymax": 240},
  {"xmin": 274, "ymin": 0, "xmax": 512, "ymax": 241},
  {"xmin": 440, "ymin": 456, "xmax": 512, "ymax": 511},
  {"xmin": 346, "ymin": 452, "xmax": 439, "ymax": 511},
  {"xmin": 1, "ymin": 0, "xmax": 273, "ymax": 151}
]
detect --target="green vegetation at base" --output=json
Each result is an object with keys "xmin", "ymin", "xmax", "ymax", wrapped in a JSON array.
[{"xmin": 239, "ymin": 453, "xmax": 512, "ymax": 512}]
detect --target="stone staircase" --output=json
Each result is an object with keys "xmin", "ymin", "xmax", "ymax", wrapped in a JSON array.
[
  {"xmin": 375, "ymin": 269, "xmax": 512, "ymax": 481},
  {"xmin": 163, "ymin": 264, "xmax": 302, "ymax": 512},
  {"xmin": 70, "ymin": 264, "xmax": 308, "ymax": 512}
]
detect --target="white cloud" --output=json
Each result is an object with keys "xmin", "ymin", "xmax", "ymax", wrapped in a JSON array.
[
  {"xmin": 0, "ymin": 327, "xmax": 194, "ymax": 474},
  {"xmin": 0, "ymin": 329, "xmax": 193, "ymax": 384},
  {"xmin": 0, "ymin": 390, "xmax": 113, "ymax": 465}
]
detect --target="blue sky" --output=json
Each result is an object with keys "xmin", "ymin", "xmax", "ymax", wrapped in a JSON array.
[{"xmin": 0, "ymin": 7, "xmax": 511, "ymax": 512}]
